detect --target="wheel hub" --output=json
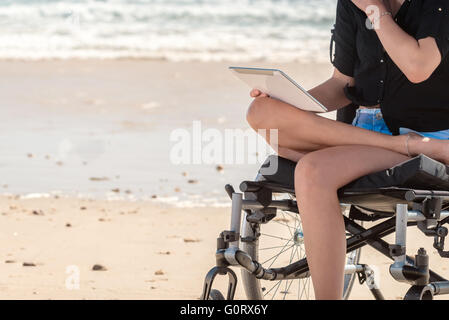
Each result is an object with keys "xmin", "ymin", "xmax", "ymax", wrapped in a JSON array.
[{"xmin": 293, "ymin": 227, "xmax": 304, "ymax": 245}]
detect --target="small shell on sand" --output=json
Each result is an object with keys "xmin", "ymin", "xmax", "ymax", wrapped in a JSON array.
[{"xmin": 154, "ymin": 270, "xmax": 164, "ymax": 276}]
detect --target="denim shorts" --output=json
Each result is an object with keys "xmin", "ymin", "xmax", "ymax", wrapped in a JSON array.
[{"xmin": 352, "ymin": 108, "xmax": 449, "ymax": 140}]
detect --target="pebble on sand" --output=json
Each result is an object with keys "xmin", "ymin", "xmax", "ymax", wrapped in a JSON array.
[
  {"xmin": 89, "ymin": 177, "xmax": 109, "ymax": 182},
  {"xmin": 5, "ymin": 260, "xmax": 16, "ymax": 264},
  {"xmin": 32, "ymin": 210, "xmax": 44, "ymax": 216},
  {"xmin": 23, "ymin": 262, "xmax": 37, "ymax": 267},
  {"xmin": 187, "ymin": 179, "xmax": 198, "ymax": 184},
  {"xmin": 65, "ymin": 223, "xmax": 72, "ymax": 227},
  {"xmin": 154, "ymin": 270, "xmax": 165, "ymax": 276},
  {"xmin": 151, "ymin": 195, "xmax": 157, "ymax": 199},
  {"xmin": 92, "ymin": 264, "xmax": 107, "ymax": 271},
  {"xmin": 183, "ymin": 238, "xmax": 201, "ymax": 243},
  {"xmin": 216, "ymin": 165, "xmax": 224, "ymax": 172},
  {"xmin": 111, "ymin": 188, "xmax": 120, "ymax": 193}
]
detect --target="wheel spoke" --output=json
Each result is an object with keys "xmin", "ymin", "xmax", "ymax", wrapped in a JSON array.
[
  {"xmin": 263, "ymin": 243, "xmax": 295, "ymax": 267},
  {"xmin": 260, "ymin": 233, "xmax": 291, "ymax": 242},
  {"xmin": 259, "ymin": 245, "xmax": 292, "ymax": 251},
  {"xmin": 263, "ymin": 280, "xmax": 282, "ymax": 298}
]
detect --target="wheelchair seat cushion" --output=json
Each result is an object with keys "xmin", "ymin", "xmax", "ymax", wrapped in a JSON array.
[{"xmin": 259, "ymin": 154, "xmax": 449, "ymax": 192}]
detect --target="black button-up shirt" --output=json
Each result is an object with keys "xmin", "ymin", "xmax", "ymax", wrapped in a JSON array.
[{"xmin": 331, "ymin": 0, "xmax": 449, "ymax": 134}]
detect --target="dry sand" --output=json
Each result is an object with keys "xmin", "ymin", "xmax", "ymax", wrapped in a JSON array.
[{"xmin": 0, "ymin": 195, "xmax": 447, "ymax": 300}]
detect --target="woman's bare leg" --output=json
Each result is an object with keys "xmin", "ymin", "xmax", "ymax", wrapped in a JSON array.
[
  {"xmin": 247, "ymin": 97, "xmax": 449, "ymax": 164},
  {"xmin": 295, "ymin": 145, "xmax": 409, "ymax": 300},
  {"xmin": 277, "ymin": 147, "xmax": 308, "ymax": 162}
]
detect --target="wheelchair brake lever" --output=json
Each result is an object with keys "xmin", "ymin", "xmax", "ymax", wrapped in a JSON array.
[
  {"xmin": 433, "ymin": 226, "xmax": 449, "ymax": 258},
  {"xmin": 225, "ymin": 184, "xmax": 235, "ymax": 200}
]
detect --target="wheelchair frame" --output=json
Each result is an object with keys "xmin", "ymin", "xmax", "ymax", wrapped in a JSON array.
[{"xmin": 201, "ymin": 180, "xmax": 449, "ymax": 300}]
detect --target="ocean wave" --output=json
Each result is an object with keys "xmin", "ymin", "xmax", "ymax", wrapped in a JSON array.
[{"xmin": 0, "ymin": 0, "xmax": 337, "ymax": 62}]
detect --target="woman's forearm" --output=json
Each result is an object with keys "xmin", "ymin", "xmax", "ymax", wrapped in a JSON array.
[
  {"xmin": 308, "ymin": 69, "xmax": 354, "ymax": 112},
  {"xmin": 353, "ymin": 0, "xmax": 442, "ymax": 83},
  {"xmin": 371, "ymin": 3, "xmax": 441, "ymax": 83}
]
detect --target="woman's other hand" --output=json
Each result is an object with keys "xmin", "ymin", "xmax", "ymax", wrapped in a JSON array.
[{"xmin": 250, "ymin": 89, "xmax": 269, "ymax": 98}]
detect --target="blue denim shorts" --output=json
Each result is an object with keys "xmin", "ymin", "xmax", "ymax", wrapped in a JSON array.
[
  {"xmin": 352, "ymin": 108, "xmax": 449, "ymax": 140},
  {"xmin": 351, "ymin": 109, "xmax": 392, "ymax": 135}
]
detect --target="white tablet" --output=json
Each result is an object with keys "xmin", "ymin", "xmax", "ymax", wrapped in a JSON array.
[{"xmin": 229, "ymin": 67, "xmax": 328, "ymax": 113}]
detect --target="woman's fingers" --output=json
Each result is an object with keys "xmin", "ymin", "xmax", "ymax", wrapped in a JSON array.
[
  {"xmin": 250, "ymin": 89, "xmax": 261, "ymax": 97},
  {"xmin": 250, "ymin": 89, "xmax": 269, "ymax": 98}
]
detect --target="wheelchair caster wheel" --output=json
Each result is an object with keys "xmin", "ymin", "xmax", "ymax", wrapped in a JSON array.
[
  {"xmin": 404, "ymin": 285, "xmax": 434, "ymax": 300},
  {"xmin": 208, "ymin": 289, "xmax": 225, "ymax": 300},
  {"xmin": 201, "ymin": 266, "xmax": 237, "ymax": 300}
]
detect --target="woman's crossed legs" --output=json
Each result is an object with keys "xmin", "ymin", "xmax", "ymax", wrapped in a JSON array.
[{"xmin": 246, "ymin": 96, "xmax": 449, "ymax": 299}]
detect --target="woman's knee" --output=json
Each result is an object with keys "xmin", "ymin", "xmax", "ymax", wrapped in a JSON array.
[
  {"xmin": 294, "ymin": 154, "xmax": 335, "ymax": 196},
  {"xmin": 246, "ymin": 97, "xmax": 275, "ymax": 130}
]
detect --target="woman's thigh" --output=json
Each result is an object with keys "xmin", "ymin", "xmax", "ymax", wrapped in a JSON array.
[
  {"xmin": 296, "ymin": 145, "xmax": 410, "ymax": 190},
  {"xmin": 248, "ymin": 97, "xmax": 327, "ymax": 151}
]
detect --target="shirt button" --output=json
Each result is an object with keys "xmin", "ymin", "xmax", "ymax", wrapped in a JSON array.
[
  {"xmin": 376, "ymin": 113, "xmax": 383, "ymax": 120},
  {"xmin": 380, "ymin": 59, "xmax": 384, "ymax": 63}
]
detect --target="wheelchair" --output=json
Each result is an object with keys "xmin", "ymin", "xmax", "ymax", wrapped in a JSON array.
[{"xmin": 201, "ymin": 106, "xmax": 449, "ymax": 300}]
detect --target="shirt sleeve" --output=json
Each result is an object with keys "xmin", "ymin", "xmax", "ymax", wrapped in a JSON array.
[
  {"xmin": 331, "ymin": 0, "xmax": 357, "ymax": 77},
  {"xmin": 416, "ymin": 0, "xmax": 449, "ymax": 59}
]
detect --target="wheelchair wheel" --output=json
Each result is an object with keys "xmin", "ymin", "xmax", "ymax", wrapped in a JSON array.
[
  {"xmin": 208, "ymin": 289, "xmax": 225, "ymax": 300},
  {"xmin": 241, "ymin": 190, "xmax": 361, "ymax": 300}
]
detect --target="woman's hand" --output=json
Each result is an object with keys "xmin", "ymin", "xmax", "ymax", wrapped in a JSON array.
[{"xmin": 250, "ymin": 89, "xmax": 269, "ymax": 98}]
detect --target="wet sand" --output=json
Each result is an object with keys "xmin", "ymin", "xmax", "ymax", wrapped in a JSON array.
[{"xmin": 0, "ymin": 59, "xmax": 334, "ymax": 206}]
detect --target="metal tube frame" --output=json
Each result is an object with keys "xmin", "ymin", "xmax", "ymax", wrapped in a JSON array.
[{"xmin": 214, "ymin": 193, "xmax": 449, "ymax": 299}]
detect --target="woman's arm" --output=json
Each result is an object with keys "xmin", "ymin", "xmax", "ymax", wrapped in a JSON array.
[
  {"xmin": 251, "ymin": 68, "xmax": 354, "ymax": 112},
  {"xmin": 352, "ymin": 0, "xmax": 442, "ymax": 83},
  {"xmin": 308, "ymin": 68, "xmax": 354, "ymax": 112}
]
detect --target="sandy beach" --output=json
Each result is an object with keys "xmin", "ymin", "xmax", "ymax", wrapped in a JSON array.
[
  {"xmin": 1, "ymin": 59, "xmax": 448, "ymax": 300},
  {"xmin": 0, "ymin": 194, "xmax": 448, "ymax": 300}
]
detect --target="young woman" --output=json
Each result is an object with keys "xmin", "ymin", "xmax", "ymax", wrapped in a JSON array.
[{"xmin": 246, "ymin": 0, "xmax": 449, "ymax": 299}]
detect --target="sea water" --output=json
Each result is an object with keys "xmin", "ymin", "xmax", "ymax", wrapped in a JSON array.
[{"xmin": 0, "ymin": 0, "xmax": 337, "ymax": 62}]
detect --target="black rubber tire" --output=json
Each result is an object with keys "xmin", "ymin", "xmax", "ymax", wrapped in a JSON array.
[{"xmin": 208, "ymin": 289, "xmax": 225, "ymax": 300}]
